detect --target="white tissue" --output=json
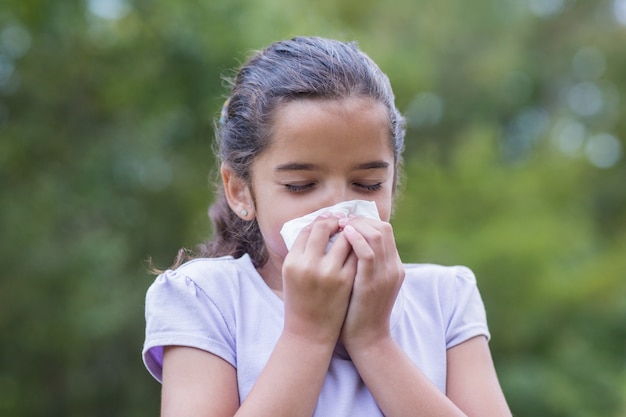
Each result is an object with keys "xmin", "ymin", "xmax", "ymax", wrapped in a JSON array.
[{"xmin": 280, "ymin": 200, "xmax": 380, "ymax": 251}]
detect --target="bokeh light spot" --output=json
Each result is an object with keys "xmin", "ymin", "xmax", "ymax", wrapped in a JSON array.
[
  {"xmin": 502, "ymin": 107, "xmax": 550, "ymax": 161},
  {"xmin": 553, "ymin": 118, "xmax": 586, "ymax": 156},
  {"xmin": 528, "ymin": 0, "xmax": 565, "ymax": 18},
  {"xmin": 614, "ymin": 0, "xmax": 626, "ymax": 25},
  {"xmin": 585, "ymin": 133, "xmax": 622, "ymax": 168},
  {"xmin": 405, "ymin": 92, "xmax": 444, "ymax": 127},
  {"xmin": 0, "ymin": 24, "xmax": 32, "ymax": 59},
  {"xmin": 87, "ymin": 0, "xmax": 130, "ymax": 20},
  {"xmin": 568, "ymin": 82, "xmax": 603, "ymax": 117},
  {"xmin": 0, "ymin": 55, "xmax": 15, "ymax": 87}
]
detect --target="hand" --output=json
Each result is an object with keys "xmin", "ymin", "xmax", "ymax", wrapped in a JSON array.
[
  {"xmin": 281, "ymin": 214, "xmax": 358, "ymax": 346},
  {"xmin": 338, "ymin": 217, "xmax": 405, "ymax": 351}
]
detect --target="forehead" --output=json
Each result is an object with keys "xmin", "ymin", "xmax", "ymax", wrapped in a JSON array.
[
  {"xmin": 272, "ymin": 96, "xmax": 389, "ymax": 132},
  {"xmin": 263, "ymin": 97, "xmax": 394, "ymax": 162}
]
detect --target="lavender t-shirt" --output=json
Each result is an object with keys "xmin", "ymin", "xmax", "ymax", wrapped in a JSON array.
[{"xmin": 143, "ymin": 254, "xmax": 490, "ymax": 415}]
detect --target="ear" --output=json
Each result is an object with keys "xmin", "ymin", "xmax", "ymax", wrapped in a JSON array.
[{"xmin": 221, "ymin": 163, "xmax": 254, "ymax": 220}]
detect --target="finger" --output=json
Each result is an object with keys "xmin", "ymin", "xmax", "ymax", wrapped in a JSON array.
[
  {"xmin": 324, "ymin": 230, "xmax": 354, "ymax": 264},
  {"xmin": 288, "ymin": 222, "xmax": 314, "ymax": 255},
  {"xmin": 342, "ymin": 224, "xmax": 376, "ymax": 264},
  {"xmin": 343, "ymin": 217, "xmax": 397, "ymax": 259},
  {"xmin": 303, "ymin": 216, "xmax": 343, "ymax": 256},
  {"xmin": 342, "ymin": 247, "xmax": 358, "ymax": 275}
]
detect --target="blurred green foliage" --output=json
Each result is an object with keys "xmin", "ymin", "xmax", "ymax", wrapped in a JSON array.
[{"xmin": 1, "ymin": 0, "xmax": 625, "ymax": 416}]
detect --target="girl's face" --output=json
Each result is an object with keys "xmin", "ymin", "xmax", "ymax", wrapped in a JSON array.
[{"xmin": 249, "ymin": 97, "xmax": 396, "ymax": 264}]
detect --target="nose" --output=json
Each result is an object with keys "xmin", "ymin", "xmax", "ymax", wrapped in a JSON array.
[{"xmin": 320, "ymin": 180, "xmax": 352, "ymax": 208}]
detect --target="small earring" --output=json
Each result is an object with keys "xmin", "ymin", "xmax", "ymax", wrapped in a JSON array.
[{"xmin": 241, "ymin": 209, "xmax": 248, "ymax": 217}]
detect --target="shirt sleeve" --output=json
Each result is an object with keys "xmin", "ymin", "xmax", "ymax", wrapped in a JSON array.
[
  {"xmin": 445, "ymin": 266, "xmax": 491, "ymax": 349},
  {"xmin": 142, "ymin": 268, "xmax": 236, "ymax": 383}
]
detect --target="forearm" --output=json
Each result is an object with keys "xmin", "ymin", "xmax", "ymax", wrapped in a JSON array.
[
  {"xmin": 348, "ymin": 337, "xmax": 466, "ymax": 417},
  {"xmin": 235, "ymin": 332, "xmax": 335, "ymax": 417}
]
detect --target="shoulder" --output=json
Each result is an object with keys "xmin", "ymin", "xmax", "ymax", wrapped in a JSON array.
[
  {"xmin": 171, "ymin": 255, "xmax": 250, "ymax": 282},
  {"xmin": 148, "ymin": 255, "xmax": 254, "ymax": 297},
  {"xmin": 402, "ymin": 263, "xmax": 478, "ymax": 292},
  {"xmin": 400, "ymin": 263, "xmax": 477, "ymax": 308},
  {"xmin": 400, "ymin": 263, "xmax": 488, "ymax": 336},
  {"xmin": 144, "ymin": 255, "xmax": 259, "ymax": 327}
]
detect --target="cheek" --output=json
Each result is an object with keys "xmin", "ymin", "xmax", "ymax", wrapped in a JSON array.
[
  {"xmin": 378, "ymin": 205, "xmax": 392, "ymax": 222},
  {"xmin": 256, "ymin": 213, "xmax": 290, "ymax": 256},
  {"xmin": 376, "ymin": 191, "xmax": 394, "ymax": 222}
]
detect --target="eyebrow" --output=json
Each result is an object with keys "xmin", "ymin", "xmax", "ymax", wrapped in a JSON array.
[
  {"xmin": 274, "ymin": 161, "xmax": 390, "ymax": 172},
  {"xmin": 274, "ymin": 162, "xmax": 319, "ymax": 172},
  {"xmin": 353, "ymin": 161, "xmax": 390, "ymax": 170}
]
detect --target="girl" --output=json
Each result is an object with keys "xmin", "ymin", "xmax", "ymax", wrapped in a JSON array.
[{"xmin": 143, "ymin": 36, "xmax": 512, "ymax": 417}]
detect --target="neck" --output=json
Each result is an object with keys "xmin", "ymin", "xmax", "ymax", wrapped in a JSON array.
[{"xmin": 257, "ymin": 256, "xmax": 284, "ymax": 299}]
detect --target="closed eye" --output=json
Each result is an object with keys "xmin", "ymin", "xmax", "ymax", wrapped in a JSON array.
[
  {"xmin": 285, "ymin": 183, "xmax": 315, "ymax": 193},
  {"xmin": 354, "ymin": 182, "xmax": 383, "ymax": 191}
]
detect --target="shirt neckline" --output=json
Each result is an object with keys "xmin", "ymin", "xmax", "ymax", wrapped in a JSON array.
[{"xmin": 236, "ymin": 253, "xmax": 405, "ymax": 331}]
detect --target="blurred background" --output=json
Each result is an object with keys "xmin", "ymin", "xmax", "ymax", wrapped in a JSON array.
[{"xmin": 1, "ymin": 0, "xmax": 625, "ymax": 415}]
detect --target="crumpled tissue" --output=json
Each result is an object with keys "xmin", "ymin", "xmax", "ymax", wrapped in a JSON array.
[{"xmin": 280, "ymin": 199, "xmax": 380, "ymax": 251}]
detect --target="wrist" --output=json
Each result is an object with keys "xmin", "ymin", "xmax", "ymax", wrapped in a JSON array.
[
  {"xmin": 281, "ymin": 324, "xmax": 340, "ymax": 351},
  {"xmin": 343, "ymin": 332, "xmax": 396, "ymax": 360}
]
